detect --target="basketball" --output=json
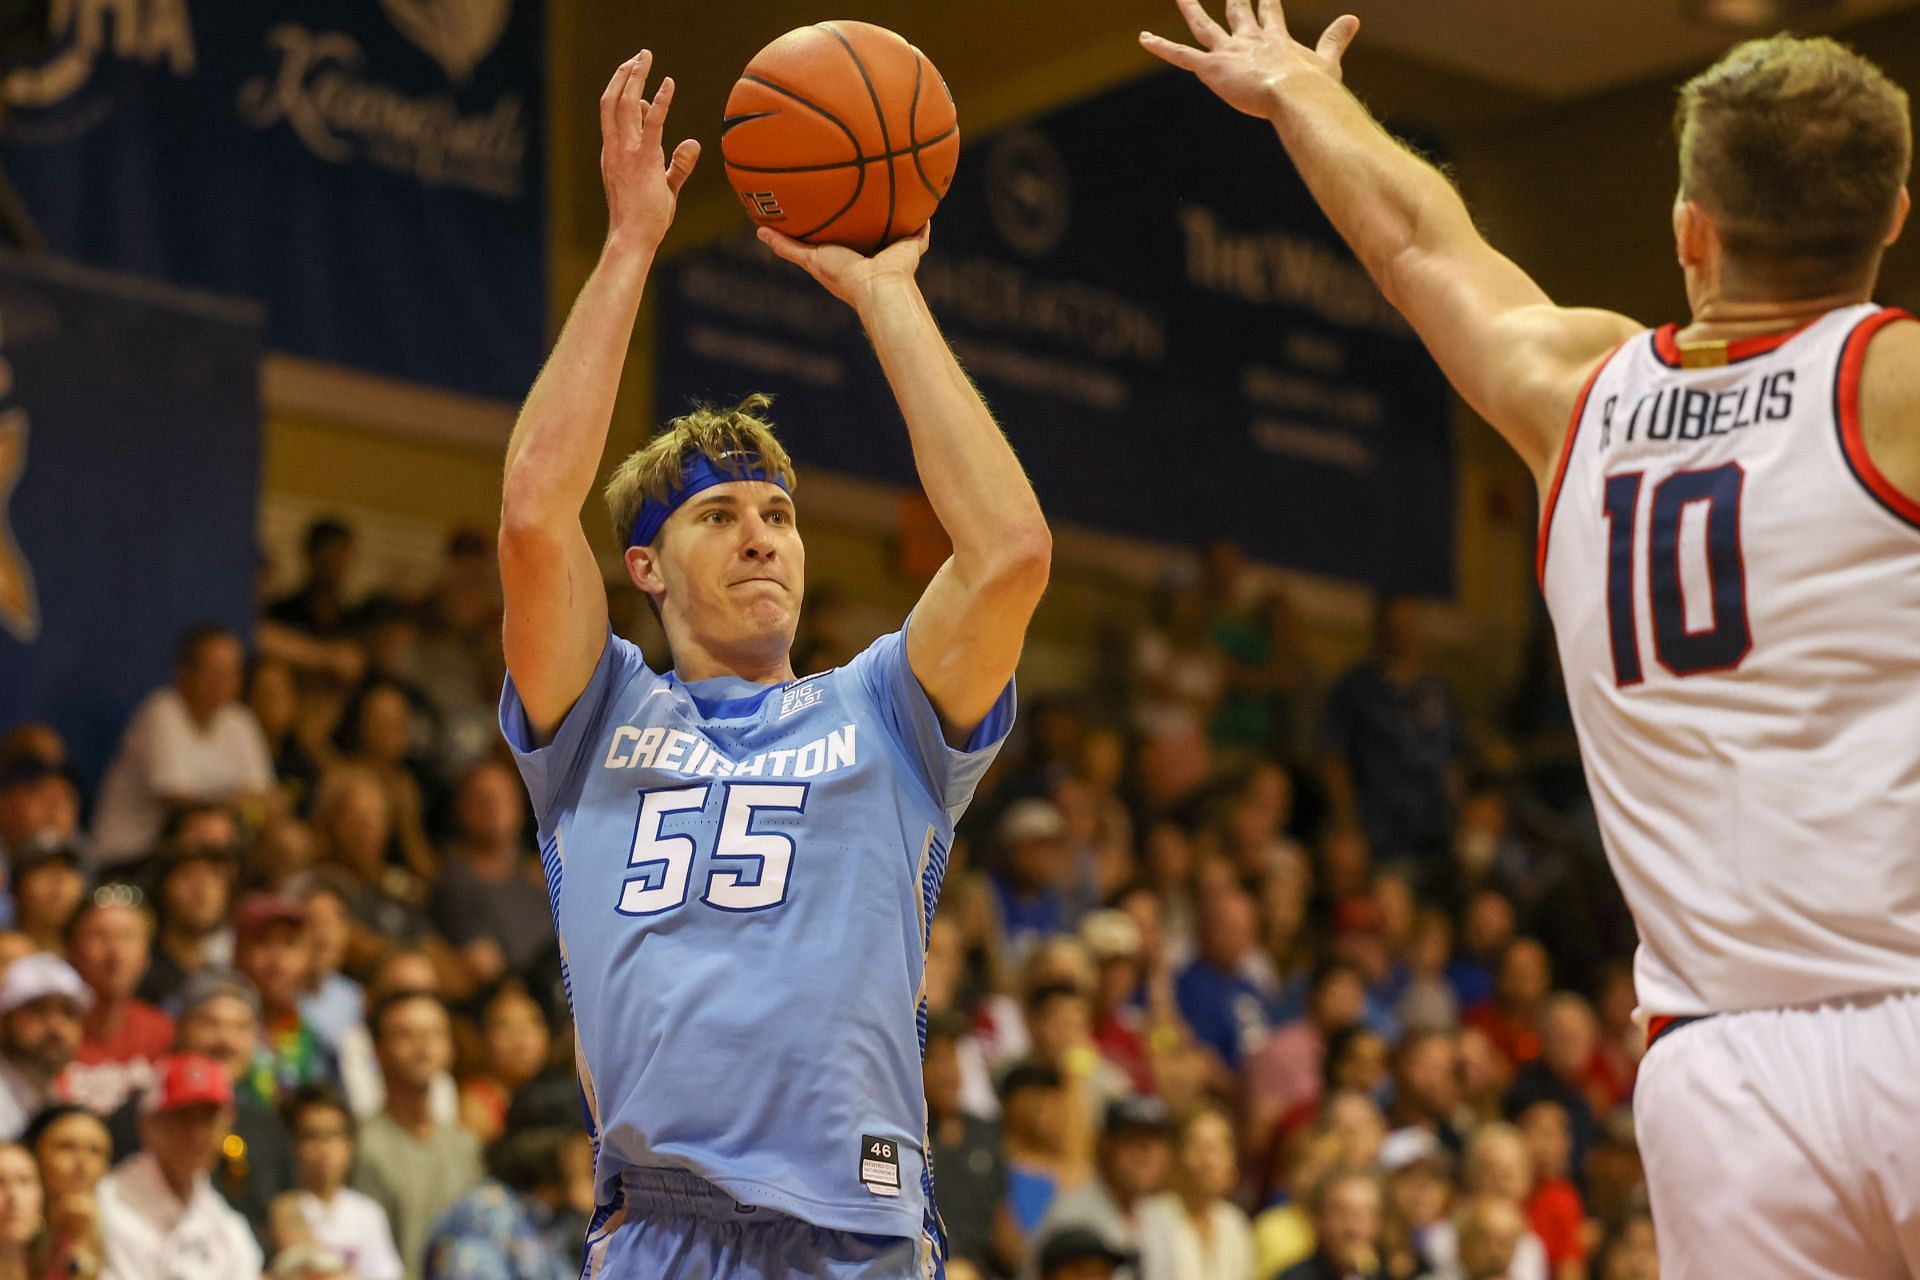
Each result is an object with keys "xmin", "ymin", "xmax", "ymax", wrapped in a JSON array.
[{"xmin": 722, "ymin": 21, "xmax": 959, "ymax": 253}]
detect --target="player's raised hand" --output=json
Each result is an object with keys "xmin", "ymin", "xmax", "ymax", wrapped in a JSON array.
[
  {"xmin": 601, "ymin": 51, "xmax": 701, "ymax": 250},
  {"xmin": 1140, "ymin": 0, "xmax": 1360, "ymax": 118},
  {"xmin": 756, "ymin": 223, "xmax": 930, "ymax": 313}
]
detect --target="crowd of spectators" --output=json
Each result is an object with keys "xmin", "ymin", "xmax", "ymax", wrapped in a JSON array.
[{"xmin": 0, "ymin": 517, "xmax": 1656, "ymax": 1280}]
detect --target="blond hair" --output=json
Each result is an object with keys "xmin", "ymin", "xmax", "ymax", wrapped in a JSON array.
[
  {"xmin": 604, "ymin": 394, "xmax": 798, "ymax": 550},
  {"xmin": 1676, "ymin": 36, "xmax": 1911, "ymax": 294}
]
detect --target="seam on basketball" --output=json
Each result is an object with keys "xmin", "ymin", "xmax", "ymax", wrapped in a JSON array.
[
  {"xmin": 732, "ymin": 72, "xmax": 869, "ymax": 241},
  {"xmin": 819, "ymin": 22, "xmax": 897, "ymax": 253}
]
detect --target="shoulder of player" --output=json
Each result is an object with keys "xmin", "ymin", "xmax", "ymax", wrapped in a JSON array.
[
  {"xmin": 1855, "ymin": 314, "xmax": 1920, "ymax": 504},
  {"xmin": 1494, "ymin": 305, "xmax": 1641, "ymax": 483}
]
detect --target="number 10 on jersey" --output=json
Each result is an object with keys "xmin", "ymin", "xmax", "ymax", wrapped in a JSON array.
[
  {"xmin": 617, "ymin": 783, "xmax": 808, "ymax": 916},
  {"xmin": 1602, "ymin": 462, "xmax": 1752, "ymax": 685}
]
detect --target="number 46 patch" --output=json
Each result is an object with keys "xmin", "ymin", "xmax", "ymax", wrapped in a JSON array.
[{"xmin": 860, "ymin": 1135, "xmax": 901, "ymax": 1197}]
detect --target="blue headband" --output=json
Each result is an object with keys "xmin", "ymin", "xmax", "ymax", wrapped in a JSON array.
[{"xmin": 628, "ymin": 452, "xmax": 790, "ymax": 548}]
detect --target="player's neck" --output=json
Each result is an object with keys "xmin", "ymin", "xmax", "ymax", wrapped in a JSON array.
[
  {"xmin": 1681, "ymin": 287, "xmax": 1871, "ymax": 345},
  {"xmin": 670, "ymin": 637, "xmax": 796, "ymax": 686}
]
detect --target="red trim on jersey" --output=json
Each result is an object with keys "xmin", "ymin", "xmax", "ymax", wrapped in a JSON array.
[
  {"xmin": 1537, "ymin": 343, "xmax": 1628, "ymax": 589},
  {"xmin": 1650, "ymin": 318, "xmax": 1819, "ymax": 369},
  {"xmin": 1835, "ymin": 307, "xmax": 1920, "ymax": 531}
]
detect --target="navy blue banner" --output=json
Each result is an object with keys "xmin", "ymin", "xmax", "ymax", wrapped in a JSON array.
[
  {"xmin": 1, "ymin": 0, "xmax": 543, "ymax": 400},
  {"xmin": 656, "ymin": 70, "xmax": 1454, "ymax": 594},
  {"xmin": 0, "ymin": 254, "xmax": 262, "ymax": 785}
]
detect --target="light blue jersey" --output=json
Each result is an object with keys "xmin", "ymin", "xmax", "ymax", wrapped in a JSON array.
[{"xmin": 499, "ymin": 625, "xmax": 1013, "ymax": 1248}]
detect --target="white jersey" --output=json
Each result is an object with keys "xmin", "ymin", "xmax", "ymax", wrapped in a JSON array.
[{"xmin": 1539, "ymin": 303, "xmax": 1920, "ymax": 1017}]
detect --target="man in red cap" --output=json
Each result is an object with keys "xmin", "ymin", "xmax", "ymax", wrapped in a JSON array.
[{"xmin": 95, "ymin": 1053, "xmax": 262, "ymax": 1279}]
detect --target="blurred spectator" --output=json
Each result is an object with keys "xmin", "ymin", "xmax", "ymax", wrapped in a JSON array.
[
  {"xmin": 458, "ymin": 984, "xmax": 551, "ymax": 1146},
  {"xmin": 268, "ymin": 517, "xmax": 358, "ymax": 639},
  {"xmin": 413, "ymin": 530, "xmax": 504, "ymax": 757},
  {"xmin": 1245, "ymin": 961, "xmax": 1367, "ymax": 1139},
  {"xmin": 1514, "ymin": 1100, "xmax": 1587, "ymax": 1280},
  {"xmin": 271, "ymin": 1242, "xmax": 357, "ymax": 1280},
  {"xmin": 139, "ymin": 840, "xmax": 238, "ymax": 1005},
  {"xmin": 137, "ymin": 969, "xmax": 297, "ymax": 1250},
  {"xmin": 1175, "ymin": 886, "xmax": 1277, "ymax": 1074},
  {"xmin": 924, "ymin": 916, "xmax": 999, "ymax": 1120},
  {"xmin": 1588, "ymin": 966, "xmax": 1640, "ymax": 1121},
  {"xmin": 98, "ymin": 1053, "xmax": 262, "ymax": 1280},
  {"xmin": 1025, "ymin": 982, "xmax": 1129, "ymax": 1123},
  {"xmin": 1397, "ymin": 911, "xmax": 1461, "ymax": 1035},
  {"xmin": 927, "ymin": 1011, "xmax": 1012, "ymax": 1273},
  {"xmin": 64, "ymin": 886, "xmax": 172, "ymax": 1115},
  {"xmin": 1442, "ymin": 1195, "xmax": 1530, "ymax": 1280},
  {"xmin": 1323, "ymin": 596, "xmax": 1462, "ymax": 870},
  {"xmin": 311, "ymin": 766, "xmax": 434, "ymax": 965},
  {"xmin": 24, "ymin": 1104, "xmax": 109, "ymax": 1279},
  {"xmin": 1591, "ymin": 1211, "xmax": 1658, "ymax": 1280},
  {"xmin": 1275, "ymin": 1169, "xmax": 1387, "ymax": 1280},
  {"xmin": 990, "ymin": 800, "xmax": 1073, "ymax": 966},
  {"xmin": 332, "ymin": 681, "xmax": 437, "ymax": 881},
  {"xmin": 1456, "ymin": 1027, "xmax": 1513, "ymax": 1128},
  {"xmin": 1138, "ymin": 822, "xmax": 1200, "ymax": 970},
  {"xmin": 11, "ymin": 841, "xmax": 86, "ymax": 954},
  {"xmin": 249, "ymin": 656, "xmax": 326, "ymax": 818},
  {"xmin": 1136, "ymin": 1103, "xmax": 1254, "ymax": 1280},
  {"xmin": 999, "ymin": 1061, "xmax": 1090, "ymax": 1256},
  {"xmin": 91, "ymin": 625, "xmax": 277, "ymax": 866},
  {"xmin": 421, "ymin": 1086, "xmax": 594, "ymax": 1280},
  {"xmin": 163, "ymin": 799, "xmax": 246, "ymax": 857},
  {"xmin": 1378, "ymin": 1130, "xmax": 1454, "ymax": 1280},
  {"xmin": 249, "ymin": 816, "xmax": 322, "ymax": 892},
  {"xmin": 0, "ymin": 751, "xmax": 79, "ymax": 864},
  {"xmin": 1080, "ymin": 910, "xmax": 1154, "ymax": 1094},
  {"xmin": 1131, "ymin": 566, "xmax": 1226, "ymax": 740},
  {"xmin": 1503, "ymin": 995, "xmax": 1600, "ymax": 1181},
  {"xmin": 1325, "ymin": 1025, "xmax": 1391, "ymax": 1105},
  {"xmin": 335, "ymin": 950, "xmax": 461, "ymax": 1126},
  {"xmin": 0, "ymin": 952, "xmax": 87, "ymax": 1138},
  {"xmin": 233, "ymin": 894, "xmax": 336, "ymax": 1106},
  {"xmin": 1448, "ymin": 893, "xmax": 1516, "ymax": 1013},
  {"xmin": 1387, "ymin": 1030, "xmax": 1464, "ymax": 1160},
  {"xmin": 350, "ymin": 991, "xmax": 482, "ymax": 1278},
  {"xmin": 1464, "ymin": 939, "xmax": 1552, "ymax": 1072},
  {"xmin": 1027, "ymin": 1096, "xmax": 1172, "ymax": 1277},
  {"xmin": 429, "ymin": 763, "xmax": 554, "ymax": 985},
  {"xmin": 0, "ymin": 1142, "xmax": 40, "ymax": 1280},
  {"xmin": 291, "ymin": 871, "xmax": 366, "ymax": 1056},
  {"xmin": 1455, "ymin": 1125, "xmax": 1549, "ymax": 1280},
  {"xmin": 276, "ymin": 1085, "xmax": 404, "ymax": 1280},
  {"xmin": 1033, "ymin": 1226, "xmax": 1133, "ymax": 1280}
]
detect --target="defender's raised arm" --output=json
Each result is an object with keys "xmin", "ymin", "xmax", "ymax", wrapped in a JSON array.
[
  {"xmin": 499, "ymin": 52, "xmax": 700, "ymax": 743},
  {"xmin": 1142, "ymin": 0, "xmax": 1639, "ymax": 478}
]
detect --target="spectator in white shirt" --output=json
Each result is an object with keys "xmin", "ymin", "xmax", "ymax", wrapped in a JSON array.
[
  {"xmin": 91, "ymin": 627, "xmax": 276, "ymax": 866},
  {"xmin": 96, "ymin": 1053, "xmax": 261, "ymax": 1280},
  {"xmin": 273, "ymin": 1085, "xmax": 404, "ymax": 1280},
  {"xmin": 1137, "ymin": 1102, "xmax": 1256, "ymax": 1280},
  {"xmin": 0, "ymin": 953, "xmax": 88, "ymax": 1141}
]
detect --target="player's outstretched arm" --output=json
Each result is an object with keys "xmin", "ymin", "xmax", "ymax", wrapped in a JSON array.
[
  {"xmin": 759, "ymin": 224, "xmax": 1051, "ymax": 744},
  {"xmin": 499, "ymin": 52, "xmax": 699, "ymax": 743},
  {"xmin": 1143, "ymin": 0, "xmax": 1640, "ymax": 480}
]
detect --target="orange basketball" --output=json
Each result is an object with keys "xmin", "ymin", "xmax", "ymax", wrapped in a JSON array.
[{"xmin": 722, "ymin": 21, "xmax": 959, "ymax": 253}]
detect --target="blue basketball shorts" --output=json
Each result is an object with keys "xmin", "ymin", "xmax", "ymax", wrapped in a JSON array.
[{"xmin": 582, "ymin": 1167, "xmax": 944, "ymax": 1280}]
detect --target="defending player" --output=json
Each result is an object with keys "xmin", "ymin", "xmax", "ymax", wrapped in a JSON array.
[
  {"xmin": 496, "ymin": 54, "xmax": 1050, "ymax": 1278},
  {"xmin": 1145, "ymin": 3, "xmax": 1920, "ymax": 1276}
]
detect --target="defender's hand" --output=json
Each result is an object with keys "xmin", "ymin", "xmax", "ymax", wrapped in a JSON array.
[
  {"xmin": 756, "ymin": 223, "xmax": 929, "ymax": 313},
  {"xmin": 1140, "ymin": 0, "xmax": 1359, "ymax": 119},
  {"xmin": 601, "ymin": 51, "xmax": 700, "ymax": 250}
]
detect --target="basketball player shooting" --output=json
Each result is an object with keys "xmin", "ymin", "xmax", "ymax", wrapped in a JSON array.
[
  {"xmin": 1145, "ymin": 3, "xmax": 1920, "ymax": 1276},
  {"xmin": 496, "ymin": 53, "xmax": 1049, "ymax": 1279}
]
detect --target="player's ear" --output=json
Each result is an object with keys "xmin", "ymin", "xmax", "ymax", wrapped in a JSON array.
[
  {"xmin": 1673, "ymin": 198, "xmax": 1711, "ymax": 269},
  {"xmin": 1886, "ymin": 187, "xmax": 1911, "ymax": 247},
  {"xmin": 626, "ymin": 544, "xmax": 667, "ymax": 602}
]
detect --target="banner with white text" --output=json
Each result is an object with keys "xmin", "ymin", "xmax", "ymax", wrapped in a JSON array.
[
  {"xmin": 1, "ymin": 0, "xmax": 543, "ymax": 400},
  {"xmin": 656, "ymin": 70, "xmax": 1454, "ymax": 594}
]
